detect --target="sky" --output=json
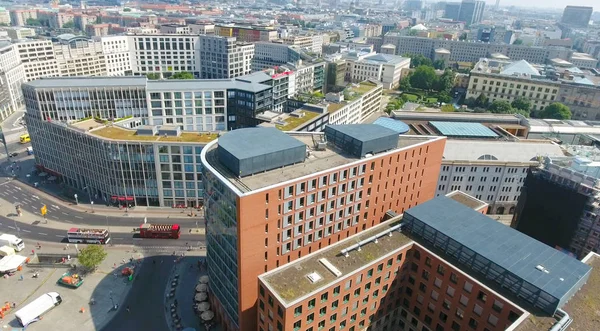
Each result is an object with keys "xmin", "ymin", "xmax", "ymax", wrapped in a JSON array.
[{"xmin": 493, "ymin": 0, "xmax": 596, "ymax": 9}]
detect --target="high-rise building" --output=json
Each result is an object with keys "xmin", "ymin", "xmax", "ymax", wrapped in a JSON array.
[
  {"xmin": 458, "ymin": 0, "xmax": 485, "ymax": 26},
  {"xmin": 444, "ymin": 2, "xmax": 462, "ymax": 20},
  {"xmin": 0, "ymin": 42, "xmax": 25, "ymax": 121},
  {"xmin": 199, "ymin": 35, "xmax": 254, "ymax": 79},
  {"xmin": 561, "ymin": 6, "xmax": 593, "ymax": 28},
  {"xmin": 200, "ymin": 125, "xmax": 447, "ymax": 330},
  {"xmin": 404, "ymin": 0, "xmax": 423, "ymax": 11}
]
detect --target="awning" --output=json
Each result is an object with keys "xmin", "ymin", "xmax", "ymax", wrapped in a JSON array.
[
  {"xmin": 111, "ymin": 196, "xmax": 118, "ymax": 200},
  {"xmin": 126, "ymin": 197, "xmax": 134, "ymax": 201},
  {"xmin": 118, "ymin": 197, "xmax": 125, "ymax": 201}
]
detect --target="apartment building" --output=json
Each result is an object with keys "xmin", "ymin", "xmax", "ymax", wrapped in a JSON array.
[
  {"xmin": 435, "ymin": 140, "xmax": 565, "ymax": 215},
  {"xmin": 14, "ymin": 39, "xmax": 60, "ymax": 82},
  {"xmin": 236, "ymin": 70, "xmax": 296, "ymax": 113},
  {"xmin": 466, "ymin": 59, "xmax": 561, "ymax": 112},
  {"xmin": 382, "ymin": 35, "xmax": 573, "ymax": 64},
  {"xmin": 513, "ymin": 151, "xmax": 600, "ymax": 259},
  {"xmin": 52, "ymin": 34, "xmax": 107, "ymax": 77},
  {"xmin": 200, "ymin": 124, "xmax": 446, "ymax": 330},
  {"xmin": 252, "ymin": 42, "xmax": 301, "ymax": 71},
  {"xmin": 98, "ymin": 35, "xmax": 132, "ymax": 76},
  {"xmin": 0, "ymin": 43, "xmax": 25, "ymax": 121},
  {"xmin": 128, "ymin": 34, "xmax": 201, "ymax": 77},
  {"xmin": 327, "ymin": 82, "xmax": 383, "ymax": 125},
  {"xmin": 281, "ymin": 34, "xmax": 324, "ymax": 55},
  {"xmin": 159, "ymin": 24, "xmax": 191, "ymax": 35},
  {"xmin": 5, "ymin": 27, "xmax": 35, "ymax": 41},
  {"xmin": 74, "ymin": 14, "xmax": 96, "ymax": 31},
  {"xmin": 189, "ymin": 23, "xmax": 215, "ymax": 35},
  {"xmin": 9, "ymin": 9, "xmax": 37, "ymax": 26},
  {"xmin": 199, "ymin": 35, "xmax": 254, "ymax": 79},
  {"xmin": 0, "ymin": 8, "xmax": 10, "ymax": 25},
  {"xmin": 215, "ymin": 25, "xmax": 277, "ymax": 43},
  {"xmin": 85, "ymin": 24, "xmax": 110, "ymax": 37}
]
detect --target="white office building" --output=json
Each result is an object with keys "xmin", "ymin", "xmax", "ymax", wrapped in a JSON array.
[
  {"xmin": 99, "ymin": 35, "xmax": 132, "ymax": 76},
  {"xmin": 128, "ymin": 34, "xmax": 201, "ymax": 77},
  {"xmin": 0, "ymin": 42, "xmax": 25, "ymax": 120},
  {"xmin": 435, "ymin": 140, "xmax": 565, "ymax": 215}
]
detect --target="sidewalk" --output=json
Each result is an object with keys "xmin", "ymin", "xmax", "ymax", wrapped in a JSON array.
[
  {"xmin": 7, "ymin": 174, "xmax": 199, "ymax": 220},
  {"xmin": 0, "ymin": 241, "xmax": 143, "ymax": 331}
]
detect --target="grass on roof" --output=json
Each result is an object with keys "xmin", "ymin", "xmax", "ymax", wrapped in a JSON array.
[
  {"xmin": 93, "ymin": 127, "xmax": 159, "ymax": 141},
  {"xmin": 276, "ymin": 111, "xmax": 320, "ymax": 131},
  {"xmin": 327, "ymin": 102, "xmax": 346, "ymax": 113},
  {"xmin": 349, "ymin": 82, "xmax": 378, "ymax": 94},
  {"xmin": 160, "ymin": 132, "xmax": 218, "ymax": 143},
  {"xmin": 92, "ymin": 126, "xmax": 219, "ymax": 143}
]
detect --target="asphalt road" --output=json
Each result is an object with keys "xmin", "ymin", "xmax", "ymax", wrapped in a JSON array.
[
  {"xmin": 0, "ymin": 214, "xmax": 203, "ymax": 248},
  {"xmin": 100, "ymin": 256, "xmax": 174, "ymax": 331}
]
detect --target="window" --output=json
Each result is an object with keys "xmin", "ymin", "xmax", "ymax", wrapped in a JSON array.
[
  {"xmin": 439, "ymin": 311, "xmax": 448, "ymax": 323},
  {"xmin": 477, "ymin": 290, "xmax": 487, "ymax": 303},
  {"xmin": 450, "ymin": 272, "xmax": 458, "ymax": 284},
  {"xmin": 446, "ymin": 286, "xmax": 455, "ymax": 297},
  {"xmin": 492, "ymin": 300, "xmax": 503, "ymax": 313},
  {"xmin": 308, "ymin": 298, "xmax": 316, "ymax": 309},
  {"xmin": 321, "ymin": 293, "xmax": 328, "ymax": 303},
  {"xmin": 455, "ymin": 308, "xmax": 464, "ymax": 320},
  {"xmin": 293, "ymin": 320, "xmax": 301, "ymax": 331},
  {"xmin": 469, "ymin": 318, "xmax": 478, "ymax": 329},
  {"xmin": 473, "ymin": 304, "xmax": 483, "ymax": 316},
  {"xmin": 425, "ymin": 257, "xmax": 432, "ymax": 267},
  {"xmin": 319, "ymin": 307, "xmax": 327, "ymax": 317},
  {"xmin": 307, "ymin": 313, "xmax": 315, "ymax": 323},
  {"xmin": 437, "ymin": 265, "xmax": 445, "ymax": 276},
  {"xmin": 294, "ymin": 305, "xmax": 302, "ymax": 317},
  {"xmin": 463, "ymin": 281, "xmax": 473, "ymax": 293}
]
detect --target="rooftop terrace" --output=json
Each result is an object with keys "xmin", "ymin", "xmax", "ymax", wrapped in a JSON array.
[
  {"xmin": 275, "ymin": 110, "xmax": 321, "ymax": 131},
  {"xmin": 260, "ymin": 217, "xmax": 413, "ymax": 306},
  {"xmin": 205, "ymin": 133, "xmax": 439, "ymax": 193},
  {"xmin": 90, "ymin": 125, "xmax": 219, "ymax": 144}
]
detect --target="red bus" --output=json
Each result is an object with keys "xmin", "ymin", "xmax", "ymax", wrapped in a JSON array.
[{"xmin": 138, "ymin": 224, "xmax": 180, "ymax": 239}]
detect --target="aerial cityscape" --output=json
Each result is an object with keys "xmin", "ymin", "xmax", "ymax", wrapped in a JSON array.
[{"xmin": 0, "ymin": 0, "xmax": 598, "ymax": 331}]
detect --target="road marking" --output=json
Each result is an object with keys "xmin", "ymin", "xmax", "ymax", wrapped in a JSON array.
[
  {"xmin": 64, "ymin": 220, "xmax": 73, "ymax": 223},
  {"xmin": 7, "ymin": 226, "xmax": 15, "ymax": 229},
  {"xmin": 51, "ymin": 205, "xmax": 60, "ymax": 210},
  {"xmin": 74, "ymin": 216, "xmax": 83, "ymax": 219},
  {"xmin": 32, "ymin": 195, "xmax": 39, "ymax": 200},
  {"xmin": 132, "ymin": 238, "xmax": 142, "ymax": 241},
  {"xmin": 14, "ymin": 187, "xmax": 21, "ymax": 190},
  {"xmin": 22, "ymin": 198, "xmax": 31, "ymax": 203},
  {"xmin": 61, "ymin": 212, "xmax": 68, "ymax": 216},
  {"xmin": 51, "ymin": 216, "xmax": 58, "ymax": 219},
  {"xmin": 38, "ymin": 232, "xmax": 47, "ymax": 236},
  {"xmin": 55, "ymin": 235, "xmax": 63, "ymax": 238},
  {"xmin": 22, "ymin": 229, "xmax": 30, "ymax": 233},
  {"xmin": 114, "ymin": 238, "xmax": 124, "ymax": 240}
]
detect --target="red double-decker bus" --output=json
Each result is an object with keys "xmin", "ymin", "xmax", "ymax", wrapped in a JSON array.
[{"xmin": 138, "ymin": 224, "xmax": 180, "ymax": 239}]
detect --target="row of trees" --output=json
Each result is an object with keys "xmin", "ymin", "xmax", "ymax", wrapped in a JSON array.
[
  {"xmin": 403, "ymin": 54, "xmax": 445, "ymax": 70},
  {"xmin": 465, "ymin": 94, "xmax": 571, "ymax": 119},
  {"xmin": 146, "ymin": 72, "xmax": 195, "ymax": 80},
  {"xmin": 399, "ymin": 65, "xmax": 454, "ymax": 103}
]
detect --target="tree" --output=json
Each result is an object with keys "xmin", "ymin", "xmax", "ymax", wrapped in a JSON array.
[
  {"xmin": 399, "ymin": 75, "xmax": 411, "ymax": 91},
  {"xmin": 145, "ymin": 73, "xmax": 161, "ymax": 80},
  {"xmin": 169, "ymin": 72, "xmax": 194, "ymax": 79},
  {"xmin": 26, "ymin": 18, "xmax": 41, "ymax": 26},
  {"xmin": 409, "ymin": 65, "xmax": 437, "ymax": 90},
  {"xmin": 433, "ymin": 59, "xmax": 445, "ymax": 70},
  {"xmin": 488, "ymin": 100, "xmax": 514, "ymax": 114},
  {"xmin": 511, "ymin": 97, "xmax": 531, "ymax": 112},
  {"xmin": 403, "ymin": 53, "xmax": 432, "ymax": 68},
  {"xmin": 513, "ymin": 39, "xmax": 523, "ymax": 45},
  {"xmin": 78, "ymin": 245, "xmax": 108, "ymax": 271},
  {"xmin": 541, "ymin": 103, "xmax": 571, "ymax": 120},
  {"xmin": 62, "ymin": 21, "xmax": 75, "ymax": 29},
  {"xmin": 123, "ymin": 7, "xmax": 132, "ymax": 12},
  {"xmin": 438, "ymin": 93, "xmax": 452, "ymax": 103},
  {"xmin": 459, "ymin": 32, "xmax": 468, "ymax": 41},
  {"xmin": 475, "ymin": 94, "xmax": 489, "ymax": 108},
  {"xmin": 464, "ymin": 97, "xmax": 477, "ymax": 108},
  {"xmin": 434, "ymin": 69, "xmax": 454, "ymax": 93}
]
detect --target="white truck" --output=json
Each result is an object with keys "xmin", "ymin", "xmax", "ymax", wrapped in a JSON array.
[
  {"xmin": 0, "ymin": 234, "xmax": 24, "ymax": 251},
  {"xmin": 15, "ymin": 292, "xmax": 62, "ymax": 327}
]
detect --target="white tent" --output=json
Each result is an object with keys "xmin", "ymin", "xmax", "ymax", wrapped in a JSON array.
[{"xmin": 0, "ymin": 255, "xmax": 28, "ymax": 273}]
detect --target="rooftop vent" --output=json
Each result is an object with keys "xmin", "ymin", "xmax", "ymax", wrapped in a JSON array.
[
  {"xmin": 306, "ymin": 272, "xmax": 322, "ymax": 283},
  {"xmin": 319, "ymin": 258, "xmax": 342, "ymax": 277}
]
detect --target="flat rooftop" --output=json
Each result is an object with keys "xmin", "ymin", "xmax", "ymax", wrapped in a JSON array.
[
  {"xmin": 430, "ymin": 121, "xmax": 499, "ymax": 138},
  {"xmin": 406, "ymin": 197, "xmax": 592, "ymax": 302},
  {"xmin": 260, "ymin": 217, "xmax": 413, "ymax": 306},
  {"xmin": 443, "ymin": 140, "xmax": 565, "ymax": 163},
  {"xmin": 516, "ymin": 253, "xmax": 600, "ymax": 331},
  {"xmin": 24, "ymin": 76, "xmax": 147, "ymax": 89},
  {"xmin": 90, "ymin": 126, "xmax": 219, "ymax": 143},
  {"xmin": 205, "ymin": 133, "xmax": 439, "ymax": 193},
  {"xmin": 446, "ymin": 191, "xmax": 488, "ymax": 211}
]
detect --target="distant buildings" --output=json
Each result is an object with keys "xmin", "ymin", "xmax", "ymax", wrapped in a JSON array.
[
  {"xmin": 198, "ymin": 35, "xmax": 254, "ymax": 79},
  {"xmin": 561, "ymin": 6, "xmax": 593, "ymax": 28},
  {"xmin": 458, "ymin": 0, "xmax": 485, "ymax": 26}
]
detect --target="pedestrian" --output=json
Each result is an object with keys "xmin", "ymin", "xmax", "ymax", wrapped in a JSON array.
[
  {"xmin": 66, "ymin": 243, "xmax": 70, "ymax": 250},
  {"xmin": 126, "ymin": 306, "xmax": 130, "ymax": 313},
  {"xmin": 19, "ymin": 275, "xmax": 23, "ymax": 281},
  {"xmin": 12, "ymin": 302, "xmax": 16, "ymax": 308}
]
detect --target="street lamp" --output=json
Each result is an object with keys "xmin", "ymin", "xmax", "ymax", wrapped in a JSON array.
[
  {"xmin": 74, "ymin": 194, "xmax": 78, "ymax": 205},
  {"xmin": 91, "ymin": 201, "xmax": 94, "ymax": 213}
]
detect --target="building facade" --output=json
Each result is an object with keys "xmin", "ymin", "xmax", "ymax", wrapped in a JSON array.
[
  {"xmin": 0, "ymin": 43, "xmax": 25, "ymax": 121},
  {"xmin": 561, "ymin": 6, "xmax": 593, "ymax": 28},
  {"xmin": 199, "ymin": 35, "xmax": 254, "ymax": 79},
  {"xmin": 200, "ymin": 126, "xmax": 446, "ymax": 330},
  {"xmin": 252, "ymin": 42, "xmax": 301, "ymax": 72},
  {"xmin": 128, "ymin": 34, "xmax": 201, "ymax": 78}
]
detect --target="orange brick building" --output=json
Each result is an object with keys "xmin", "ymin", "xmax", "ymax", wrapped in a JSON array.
[
  {"xmin": 258, "ymin": 194, "xmax": 593, "ymax": 331},
  {"xmin": 200, "ymin": 125, "xmax": 446, "ymax": 330}
]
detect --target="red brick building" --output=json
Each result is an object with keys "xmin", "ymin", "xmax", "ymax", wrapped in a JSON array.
[{"xmin": 201, "ymin": 125, "xmax": 446, "ymax": 330}]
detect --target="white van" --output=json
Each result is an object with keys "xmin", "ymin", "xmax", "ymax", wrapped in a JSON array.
[{"xmin": 15, "ymin": 292, "xmax": 62, "ymax": 327}]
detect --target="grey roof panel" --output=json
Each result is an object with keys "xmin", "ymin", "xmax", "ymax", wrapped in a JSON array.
[
  {"xmin": 405, "ymin": 196, "xmax": 592, "ymax": 300},
  {"xmin": 218, "ymin": 127, "xmax": 306, "ymax": 160},
  {"xmin": 326, "ymin": 124, "xmax": 399, "ymax": 143},
  {"xmin": 373, "ymin": 117, "xmax": 410, "ymax": 134}
]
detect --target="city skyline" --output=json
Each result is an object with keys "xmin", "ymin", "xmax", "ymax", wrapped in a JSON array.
[{"xmin": 489, "ymin": 0, "xmax": 595, "ymax": 9}]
